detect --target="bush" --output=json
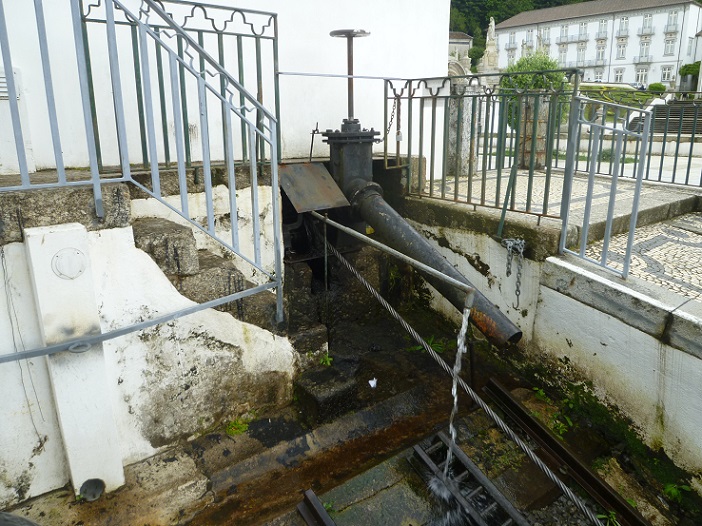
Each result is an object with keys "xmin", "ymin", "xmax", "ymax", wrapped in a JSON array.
[{"xmin": 648, "ymin": 82, "xmax": 666, "ymax": 95}]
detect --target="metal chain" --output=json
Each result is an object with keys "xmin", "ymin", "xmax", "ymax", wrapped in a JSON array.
[
  {"xmin": 502, "ymin": 238, "xmax": 526, "ymax": 309},
  {"xmin": 323, "ymin": 238, "xmax": 602, "ymax": 526},
  {"xmin": 381, "ymin": 96, "xmax": 398, "ymax": 141}
]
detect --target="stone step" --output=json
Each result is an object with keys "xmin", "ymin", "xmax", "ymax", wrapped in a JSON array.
[
  {"xmin": 132, "ymin": 217, "xmax": 200, "ymax": 275},
  {"xmin": 175, "ymin": 249, "xmax": 280, "ymax": 332}
]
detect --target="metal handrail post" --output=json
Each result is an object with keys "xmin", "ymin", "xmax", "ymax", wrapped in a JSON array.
[
  {"xmin": 0, "ymin": 0, "xmax": 30, "ymax": 184},
  {"xmin": 70, "ymin": 0, "xmax": 104, "ymax": 216}
]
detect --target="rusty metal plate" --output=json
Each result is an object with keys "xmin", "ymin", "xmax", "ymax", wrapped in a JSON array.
[{"xmin": 279, "ymin": 163, "xmax": 349, "ymax": 213}]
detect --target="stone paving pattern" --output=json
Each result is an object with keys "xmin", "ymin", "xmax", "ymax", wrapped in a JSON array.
[{"xmin": 586, "ymin": 212, "xmax": 702, "ymax": 302}]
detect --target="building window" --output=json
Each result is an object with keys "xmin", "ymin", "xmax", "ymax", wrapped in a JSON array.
[
  {"xmin": 595, "ymin": 70, "xmax": 604, "ymax": 81},
  {"xmin": 668, "ymin": 11, "xmax": 678, "ymax": 26},
  {"xmin": 577, "ymin": 42, "xmax": 586, "ymax": 63},
  {"xmin": 620, "ymin": 16, "xmax": 629, "ymax": 31},
  {"xmin": 688, "ymin": 37, "xmax": 694, "ymax": 56},
  {"xmin": 596, "ymin": 43, "xmax": 606, "ymax": 62},
  {"xmin": 559, "ymin": 45, "xmax": 567, "ymax": 65},
  {"xmin": 560, "ymin": 24, "xmax": 569, "ymax": 38},
  {"xmin": 539, "ymin": 28, "xmax": 549, "ymax": 46},
  {"xmin": 664, "ymin": 38, "xmax": 676, "ymax": 55},
  {"xmin": 661, "ymin": 65, "xmax": 674, "ymax": 82},
  {"xmin": 526, "ymin": 29, "xmax": 533, "ymax": 43},
  {"xmin": 617, "ymin": 38, "xmax": 627, "ymax": 59},
  {"xmin": 640, "ymin": 40, "xmax": 650, "ymax": 58},
  {"xmin": 509, "ymin": 31, "xmax": 516, "ymax": 44},
  {"xmin": 636, "ymin": 68, "xmax": 648, "ymax": 85},
  {"xmin": 643, "ymin": 14, "xmax": 652, "ymax": 30},
  {"xmin": 614, "ymin": 69, "xmax": 624, "ymax": 83},
  {"xmin": 599, "ymin": 19, "xmax": 607, "ymax": 33},
  {"xmin": 579, "ymin": 22, "xmax": 588, "ymax": 37}
]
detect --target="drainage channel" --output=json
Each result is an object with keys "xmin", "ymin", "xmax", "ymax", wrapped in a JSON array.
[{"xmin": 410, "ymin": 431, "xmax": 530, "ymax": 526}]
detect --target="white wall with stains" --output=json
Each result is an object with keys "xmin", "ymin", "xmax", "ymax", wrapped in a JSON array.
[{"xmin": 0, "ymin": 226, "xmax": 295, "ymax": 508}]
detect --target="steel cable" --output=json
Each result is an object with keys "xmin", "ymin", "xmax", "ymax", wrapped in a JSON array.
[{"xmin": 323, "ymin": 239, "xmax": 603, "ymax": 526}]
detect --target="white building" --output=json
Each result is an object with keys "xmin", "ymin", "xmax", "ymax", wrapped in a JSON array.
[{"xmin": 495, "ymin": 0, "xmax": 702, "ymax": 88}]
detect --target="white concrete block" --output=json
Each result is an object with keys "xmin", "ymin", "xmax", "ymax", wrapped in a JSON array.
[{"xmin": 24, "ymin": 224, "xmax": 124, "ymax": 497}]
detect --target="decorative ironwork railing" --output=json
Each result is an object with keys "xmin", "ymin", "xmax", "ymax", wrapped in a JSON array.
[{"xmin": 0, "ymin": 0, "xmax": 284, "ymax": 363}]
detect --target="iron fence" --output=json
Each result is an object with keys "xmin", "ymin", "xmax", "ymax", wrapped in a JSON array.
[
  {"xmin": 80, "ymin": 0, "xmax": 280, "ymax": 170},
  {"xmin": 383, "ymin": 69, "xmax": 580, "ymax": 224},
  {"xmin": 0, "ymin": 0, "xmax": 284, "ymax": 362},
  {"xmin": 578, "ymin": 89, "xmax": 702, "ymax": 187}
]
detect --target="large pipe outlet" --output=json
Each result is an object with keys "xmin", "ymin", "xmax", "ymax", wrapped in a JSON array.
[{"xmin": 346, "ymin": 178, "xmax": 523, "ymax": 349}]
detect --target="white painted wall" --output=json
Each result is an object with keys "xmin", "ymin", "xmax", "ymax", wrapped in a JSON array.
[
  {"xmin": 533, "ymin": 285, "xmax": 702, "ymax": 472},
  {"xmin": 0, "ymin": 226, "xmax": 295, "ymax": 508},
  {"xmin": 407, "ymin": 218, "xmax": 541, "ymax": 345},
  {"xmin": 1, "ymin": 0, "xmax": 450, "ymax": 169}
]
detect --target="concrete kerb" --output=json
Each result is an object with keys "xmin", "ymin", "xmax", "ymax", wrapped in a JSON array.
[{"xmin": 540, "ymin": 255, "xmax": 702, "ymax": 360}]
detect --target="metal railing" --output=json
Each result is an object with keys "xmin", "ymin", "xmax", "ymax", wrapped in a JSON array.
[
  {"xmin": 559, "ymin": 96, "xmax": 652, "ymax": 277},
  {"xmin": 577, "ymin": 89, "xmax": 702, "ymax": 187},
  {"xmin": 0, "ymin": 0, "xmax": 284, "ymax": 362},
  {"xmin": 383, "ymin": 69, "xmax": 580, "ymax": 226},
  {"xmin": 80, "ymin": 0, "xmax": 280, "ymax": 170}
]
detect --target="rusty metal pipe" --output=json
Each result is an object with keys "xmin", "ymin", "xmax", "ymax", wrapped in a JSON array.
[{"xmin": 346, "ymin": 178, "xmax": 522, "ymax": 348}]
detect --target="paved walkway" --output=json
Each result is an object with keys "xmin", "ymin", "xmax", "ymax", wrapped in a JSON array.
[{"xmin": 586, "ymin": 212, "xmax": 702, "ymax": 303}]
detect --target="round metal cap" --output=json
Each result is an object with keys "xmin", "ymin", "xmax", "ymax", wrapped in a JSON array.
[{"xmin": 330, "ymin": 29, "xmax": 370, "ymax": 38}]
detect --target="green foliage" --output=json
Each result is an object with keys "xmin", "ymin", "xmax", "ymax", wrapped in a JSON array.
[
  {"xmin": 319, "ymin": 351, "xmax": 333, "ymax": 367},
  {"xmin": 680, "ymin": 61, "xmax": 701, "ymax": 77},
  {"xmin": 450, "ymin": 7, "xmax": 469, "ymax": 32},
  {"xmin": 407, "ymin": 335, "xmax": 452, "ymax": 354},
  {"xmin": 596, "ymin": 510, "xmax": 621, "ymax": 526},
  {"xmin": 532, "ymin": 386, "xmax": 551, "ymax": 403},
  {"xmin": 225, "ymin": 418, "xmax": 249, "ymax": 436},
  {"xmin": 500, "ymin": 52, "xmax": 566, "ymax": 91},
  {"xmin": 485, "ymin": 0, "xmax": 534, "ymax": 23},
  {"xmin": 468, "ymin": 45, "xmax": 485, "ymax": 69},
  {"xmin": 647, "ymin": 82, "xmax": 666, "ymax": 95},
  {"xmin": 663, "ymin": 483, "xmax": 691, "ymax": 504}
]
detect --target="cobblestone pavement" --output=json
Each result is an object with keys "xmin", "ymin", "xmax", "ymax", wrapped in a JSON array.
[{"xmin": 586, "ymin": 212, "xmax": 702, "ymax": 302}]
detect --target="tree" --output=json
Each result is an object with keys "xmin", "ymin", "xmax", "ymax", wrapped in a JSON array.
[
  {"xmin": 500, "ymin": 52, "xmax": 566, "ymax": 91},
  {"xmin": 449, "ymin": 7, "xmax": 469, "ymax": 33},
  {"xmin": 485, "ymin": 0, "xmax": 534, "ymax": 23},
  {"xmin": 499, "ymin": 52, "xmax": 568, "ymax": 168}
]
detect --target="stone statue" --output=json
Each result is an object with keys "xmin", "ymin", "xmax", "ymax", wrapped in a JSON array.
[
  {"xmin": 480, "ymin": 17, "xmax": 499, "ymax": 71},
  {"xmin": 487, "ymin": 17, "xmax": 496, "ymax": 42}
]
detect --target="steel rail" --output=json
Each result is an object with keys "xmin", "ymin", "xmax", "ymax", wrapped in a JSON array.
[
  {"xmin": 483, "ymin": 379, "xmax": 650, "ymax": 526},
  {"xmin": 0, "ymin": 282, "xmax": 276, "ymax": 365}
]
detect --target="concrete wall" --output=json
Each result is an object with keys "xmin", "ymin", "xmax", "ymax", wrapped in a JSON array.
[
  {"xmin": 534, "ymin": 257, "xmax": 702, "ymax": 473},
  {"xmin": 1, "ymin": 0, "xmax": 450, "ymax": 170},
  {"xmin": 408, "ymin": 199, "xmax": 702, "ymax": 476},
  {"xmin": 0, "ymin": 225, "xmax": 295, "ymax": 508}
]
